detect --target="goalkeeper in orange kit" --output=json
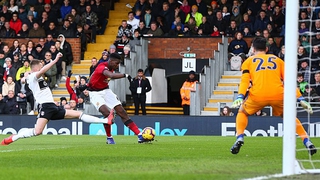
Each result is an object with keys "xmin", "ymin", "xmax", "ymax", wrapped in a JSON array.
[{"xmin": 230, "ymin": 37, "xmax": 317, "ymax": 156}]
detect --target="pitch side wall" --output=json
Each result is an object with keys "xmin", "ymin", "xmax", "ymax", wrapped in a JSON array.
[{"xmin": 0, "ymin": 115, "xmax": 319, "ymax": 137}]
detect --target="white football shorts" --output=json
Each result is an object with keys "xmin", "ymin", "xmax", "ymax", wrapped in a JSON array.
[{"xmin": 89, "ymin": 89, "xmax": 121, "ymax": 110}]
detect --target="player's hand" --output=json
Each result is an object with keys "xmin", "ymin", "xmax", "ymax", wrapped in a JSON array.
[
  {"xmin": 231, "ymin": 94, "xmax": 244, "ymax": 108},
  {"xmin": 300, "ymin": 100, "xmax": 313, "ymax": 114},
  {"xmin": 127, "ymin": 75, "xmax": 132, "ymax": 82},
  {"xmin": 67, "ymin": 70, "xmax": 72, "ymax": 78},
  {"xmin": 57, "ymin": 52, "xmax": 63, "ymax": 58}
]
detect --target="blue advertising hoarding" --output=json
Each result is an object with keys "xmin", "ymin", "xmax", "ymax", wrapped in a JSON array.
[{"xmin": 0, "ymin": 115, "xmax": 319, "ymax": 137}]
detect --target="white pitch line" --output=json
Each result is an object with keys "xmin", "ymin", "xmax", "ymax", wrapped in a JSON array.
[{"xmin": 0, "ymin": 146, "xmax": 70, "ymax": 153}]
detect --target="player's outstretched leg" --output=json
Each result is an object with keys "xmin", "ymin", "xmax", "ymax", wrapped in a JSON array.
[
  {"xmin": 304, "ymin": 138, "xmax": 317, "ymax": 156},
  {"xmin": 1, "ymin": 135, "xmax": 15, "ymax": 145},
  {"xmin": 231, "ymin": 134, "xmax": 244, "ymax": 154}
]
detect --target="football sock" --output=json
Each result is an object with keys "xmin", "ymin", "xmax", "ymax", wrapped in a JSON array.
[
  {"xmin": 236, "ymin": 134, "xmax": 244, "ymax": 141},
  {"xmin": 79, "ymin": 113, "xmax": 105, "ymax": 123},
  {"xmin": 236, "ymin": 112, "xmax": 248, "ymax": 136},
  {"xmin": 124, "ymin": 119, "xmax": 140, "ymax": 135},
  {"xmin": 296, "ymin": 118, "xmax": 308, "ymax": 141},
  {"xmin": 13, "ymin": 128, "xmax": 35, "ymax": 141},
  {"xmin": 104, "ymin": 124, "xmax": 112, "ymax": 137}
]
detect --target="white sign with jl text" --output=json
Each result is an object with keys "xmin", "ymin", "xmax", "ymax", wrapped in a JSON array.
[{"xmin": 182, "ymin": 58, "xmax": 196, "ymax": 72}]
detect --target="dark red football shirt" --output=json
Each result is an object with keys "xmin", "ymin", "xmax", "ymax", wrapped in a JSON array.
[{"xmin": 87, "ymin": 62, "xmax": 114, "ymax": 91}]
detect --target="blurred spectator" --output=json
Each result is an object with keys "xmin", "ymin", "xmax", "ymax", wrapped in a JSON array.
[
  {"xmin": 121, "ymin": 45, "xmax": 131, "ymax": 60},
  {"xmin": 50, "ymin": 0, "xmax": 61, "ymax": 20},
  {"xmin": 114, "ymin": 34, "xmax": 130, "ymax": 54},
  {"xmin": 60, "ymin": 0, "xmax": 72, "ymax": 20},
  {"xmin": 254, "ymin": 10, "xmax": 269, "ymax": 32},
  {"xmin": 159, "ymin": 2, "xmax": 175, "ymax": 34},
  {"xmin": 15, "ymin": 73, "xmax": 35, "ymax": 115},
  {"xmin": 254, "ymin": 109, "xmax": 267, "ymax": 116},
  {"xmin": 210, "ymin": 26, "xmax": 221, "ymax": 36},
  {"xmin": 65, "ymin": 14, "xmax": 77, "ymax": 32},
  {"xmin": 228, "ymin": 31, "xmax": 248, "ymax": 60},
  {"xmin": 206, "ymin": 8, "xmax": 215, "ymax": 26},
  {"xmin": 297, "ymin": 73, "xmax": 308, "ymax": 94},
  {"xmin": 76, "ymin": 96, "xmax": 84, "ymax": 111},
  {"xmin": 310, "ymin": 45, "xmax": 320, "ymax": 71},
  {"xmin": 60, "ymin": 97, "xmax": 68, "ymax": 107},
  {"xmin": 12, "ymin": 52, "xmax": 22, "ymax": 70},
  {"xmin": 43, "ymin": 51, "xmax": 57, "ymax": 89},
  {"xmin": 49, "ymin": 44, "xmax": 58, "ymax": 60},
  {"xmin": 3, "ymin": 90, "xmax": 19, "ymax": 114},
  {"xmin": 39, "ymin": 11, "xmax": 50, "ymax": 32},
  {"xmin": 3, "ymin": 58, "xmax": 17, "ymax": 82},
  {"xmin": 141, "ymin": 8, "xmax": 153, "ymax": 29},
  {"xmin": 45, "ymin": 22, "xmax": 59, "ymax": 37},
  {"xmin": 80, "ymin": 5, "xmax": 98, "ymax": 43},
  {"xmin": 44, "ymin": 34, "xmax": 55, "ymax": 51},
  {"xmin": 247, "ymin": 0, "xmax": 262, "ymax": 17},
  {"xmin": 2, "ymin": 76, "xmax": 15, "ymax": 97},
  {"xmin": 28, "ymin": 22, "xmax": 46, "ymax": 37},
  {"xmin": 0, "ymin": 5, "xmax": 12, "ymax": 21},
  {"xmin": 180, "ymin": 70, "xmax": 197, "ymax": 115},
  {"xmin": 27, "ymin": 40, "xmax": 36, "ymax": 58},
  {"xmin": 185, "ymin": 16, "xmax": 197, "ymax": 35},
  {"xmin": 18, "ymin": 43, "xmax": 28, "ymax": 63},
  {"xmin": 278, "ymin": 45, "xmax": 285, "ymax": 60},
  {"xmin": 10, "ymin": 12, "xmax": 22, "ymax": 34},
  {"xmin": 230, "ymin": 6, "xmax": 242, "ymax": 26},
  {"xmin": 272, "ymin": 5, "xmax": 284, "ymax": 34},
  {"xmin": 127, "ymin": 11, "xmax": 140, "ymax": 32},
  {"xmin": 59, "ymin": 19, "xmax": 75, "ymax": 37},
  {"xmin": 34, "ymin": 44, "xmax": 45, "ymax": 60},
  {"xmin": 68, "ymin": 8, "xmax": 81, "ymax": 25},
  {"xmin": 26, "ymin": 10, "xmax": 36, "ymax": 28},
  {"xmin": 18, "ymin": 6, "xmax": 28, "ymax": 23},
  {"xmin": 69, "ymin": 99, "xmax": 77, "ymax": 110},
  {"xmin": 194, "ymin": 0, "xmax": 207, "ymax": 16},
  {"xmin": 76, "ymin": 25, "xmax": 87, "ymax": 59},
  {"xmin": 129, "ymin": 68, "xmax": 152, "ymax": 115},
  {"xmin": 303, "ymin": 85, "xmax": 320, "ymax": 103},
  {"xmin": 239, "ymin": 13, "xmax": 253, "ymax": 34},
  {"xmin": 185, "ymin": 5, "xmax": 202, "ymax": 27},
  {"xmin": 213, "ymin": 11, "xmax": 227, "ymax": 35},
  {"xmin": 43, "ymin": 4, "xmax": 58, "ymax": 26},
  {"xmin": 109, "ymin": 44, "xmax": 117, "ymax": 54},
  {"xmin": 136, "ymin": 21, "xmax": 148, "ymax": 36},
  {"xmin": 10, "ymin": 39, "xmax": 20, "ymax": 56},
  {"xmin": 266, "ymin": 23, "xmax": 278, "ymax": 37},
  {"xmin": 58, "ymin": 34, "xmax": 73, "ymax": 66},
  {"xmin": 220, "ymin": 106, "xmax": 234, "ymax": 116},
  {"xmin": 17, "ymin": 23, "xmax": 29, "ymax": 37},
  {"xmin": 174, "ymin": 4, "xmax": 186, "ymax": 24},
  {"xmin": 171, "ymin": 16, "xmax": 184, "ymax": 30},
  {"xmin": 117, "ymin": 20, "xmax": 133, "ymax": 39},
  {"xmin": 312, "ymin": 33, "xmax": 320, "ymax": 46},
  {"xmin": 0, "ymin": 94, "xmax": 5, "ymax": 114},
  {"xmin": 98, "ymin": 50, "xmax": 108, "ymax": 65},
  {"xmin": 129, "ymin": 29, "xmax": 141, "ymax": 51},
  {"xmin": 180, "ymin": 0, "xmax": 191, "ymax": 15},
  {"xmin": 16, "ymin": 60, "xmax": 31, "ymax": 81},
  {"xmin": 89, "ymin": 57, "xmax": 98, "ymax": 76},
  {"xmin": 80, "ymin": 89, "xmax": 90, "ymax": 103},
  {"xmin": 226, "ymin": 20, "xmax": 238, "ymax": 37},
  {"xmin": 198, "ymin": 16, "xmax": 212, "ymax": 35},
  {"xmin": 54, "ymin": 40, "xmax": 66, "ymax": 82},
  {"xmin": 75, "ymin": 0, "xmax": 87, "ymax": 15},
  {"xmin": 66, "ymin": 70, "xmax": 78, "ymax": 102},
  {"xmin": 147, "ymin": 0, "xmax": 160, "ymax": 18},
  {"xmin": 91, "ymin": 0, "xmax": 107, "ymax": 35},
  {"xmin": 222, "ymin": 6, "xmax": 231, "ymax": 24},
  {"xmin": 38, "ymin": 37, "xmax": 46, "ymax": 49},
  {"xmin": 28, "ymin": 5, "xmax": 38, "ymax": 19},
  {"xmin": 297, "ymin": 46, "xmax": 308, "ymax": 63},
  {"xmin": 266, "ymin": 37, "xmax": 279, "ymax": 56},
  {"xmin": 76, "ymin": 76, "xmax": 87, "ymax": 96},
  {"xmin": 146, "ymin": 21, "xmax": 164, "ymax": 36},
  {"xmin": 312, "ymin": 72, "xmax": 320, "ymax": 95},
  {"xmin": 0, "ymin": 21, "xmax": 16, "ymax": 37},
  {"xmin": 3, "ymin": 45, "xmax": 12, "ymax": 59},
  {"xmin": 34, "ymin": 0, "xmax": 45, "ymax": 14},
  {"xmin": 168, "ymin": 22, "xmax": 184, "ymax": 36},
  {"xmin": 242, "ymin": 27, "xmax": 252, "ymax": 37}
]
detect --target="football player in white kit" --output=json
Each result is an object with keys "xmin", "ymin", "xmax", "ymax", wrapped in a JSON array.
[{"xmin": 1, "ymin": 52, "xmax": 113, "ymax": 145}]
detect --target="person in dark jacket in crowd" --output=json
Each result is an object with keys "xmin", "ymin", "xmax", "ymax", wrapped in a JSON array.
[
  {"xmin": 228, "ymin": 31, "xmax": 248, "ymax": 61},
  {"xmin": 0, "ymin": 94, "xmax": 5, "ymax": 114},
  {"xmin": 129, "ymin": 69, "xmax": 152, "ymax": 115},
  {"xmin": 15, "ymin": 73, "xmax": 35, "ymax": 115},
  {"xmin": 3, "ymin": 90, "xmax": 19, "ymax": 114}
]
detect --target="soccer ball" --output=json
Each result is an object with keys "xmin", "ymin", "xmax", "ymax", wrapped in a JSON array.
[{"xmin": 141, "ymin": 127, "xmax": 156, "ymax": 141}]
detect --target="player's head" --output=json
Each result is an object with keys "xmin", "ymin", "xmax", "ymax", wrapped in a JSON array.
[
  {"xmin": 252, "ymin": 36, "xmax": 267, "ymax": 52},
  {"xmin": 30, "ymin": 59, "xmax": 42, "ymax": 71},
  {"xmin": 137, "ymin": 69, "xmax": 144, "ymax": 77},
  {"xmin": 108, "ymin": 53, "xmax": 122, "ymax": 69}
]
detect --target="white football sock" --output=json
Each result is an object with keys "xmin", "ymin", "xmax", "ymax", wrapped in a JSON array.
[
  {"xmin": 12, "ymin": 128, "xmax": 35, "ymax": 141},
  {"xmin": 79, "ymin": 113, "xmax": 106, "ymax": 123}
]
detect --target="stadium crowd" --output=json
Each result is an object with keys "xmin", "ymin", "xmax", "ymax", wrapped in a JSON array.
[{"xmin": 2, "ymin": 0, "xmax": 320, "ymax": 115}]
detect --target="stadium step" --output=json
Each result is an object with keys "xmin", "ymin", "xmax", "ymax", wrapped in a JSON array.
[
  {"xmin": 108, "ymin": 11, "xmax": 128, "ymax": 19},
  {"xmin": 114, "ymin": 3, "xmax": 134, "ymax": 11},
  {"xmin": 124, "ymin": 106, "xmax": 183, "ymax": 115},
  {"xmin": 202, "ymin": 71, "xmax": 241, "ymax": 116}
]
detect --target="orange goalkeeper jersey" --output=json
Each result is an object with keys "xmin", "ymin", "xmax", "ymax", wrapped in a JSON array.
[{"xmin": 239, "ymin": 54, "xmax": 285, "ymax": 101}]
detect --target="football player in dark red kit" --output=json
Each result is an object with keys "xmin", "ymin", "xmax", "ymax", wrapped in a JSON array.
[{"xmin": 87, "ymin": 53, "xmax": 148, "ymax": 144}]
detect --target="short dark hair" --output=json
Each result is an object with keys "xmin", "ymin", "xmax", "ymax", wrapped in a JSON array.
[
  {"xmin": 252, "ymin": 37, "xmax": 267, "ymax": 51},
  {"xmin": 138, "ymin": 69, "xmax": 143, "ymax": 72},
  {"xmin": 109, "ymin": 53, "xmax": 121, "ymax": 61}
]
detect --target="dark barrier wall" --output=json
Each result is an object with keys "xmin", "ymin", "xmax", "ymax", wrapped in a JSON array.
[{"xmin": 0, "ymin": 115, "xmax": 319, "ymax": 137}]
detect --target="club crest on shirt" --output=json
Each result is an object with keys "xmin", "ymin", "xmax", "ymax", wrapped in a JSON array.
[
  {"xmin": 96, "ymin": 102, "xmax": 99, "ymax": 107},
  {"xmin": 41, "ymin": 111, "xmax": 45, "ymax": 116}
]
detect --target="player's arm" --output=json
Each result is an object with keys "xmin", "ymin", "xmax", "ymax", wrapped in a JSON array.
[
  {"xmin": 35, "ymin": 52, "xmax": 62, "ymax": 79},
  {"xmin": 232, "ymin": 60, "xmax": 251, "ymax": 108},
  {"xmin": 296, "ymin": 87, "xmax": 313, "ymax": 114},
  {"xmin": 102, "ymin": 69, "xmax": 131, "ymax": 79}
]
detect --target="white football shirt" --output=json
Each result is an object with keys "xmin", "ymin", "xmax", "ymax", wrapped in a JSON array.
[{"xmin": 27, "ymin": 72, "xmax": 54, "ymax": 104}]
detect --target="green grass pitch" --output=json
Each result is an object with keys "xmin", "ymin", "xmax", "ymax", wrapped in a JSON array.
[{"xmin": 0, "ymin": 135, "xmax": 319, "ymax": 180}]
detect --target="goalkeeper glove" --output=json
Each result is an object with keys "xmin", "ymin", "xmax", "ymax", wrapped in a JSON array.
[
  {"xmin": 298, "ymin": 96, "xmax": 313, "ymax": 114},
  {"xmin": 231, "ymin": 94, "xmax": 244, "ymax": 108}
]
